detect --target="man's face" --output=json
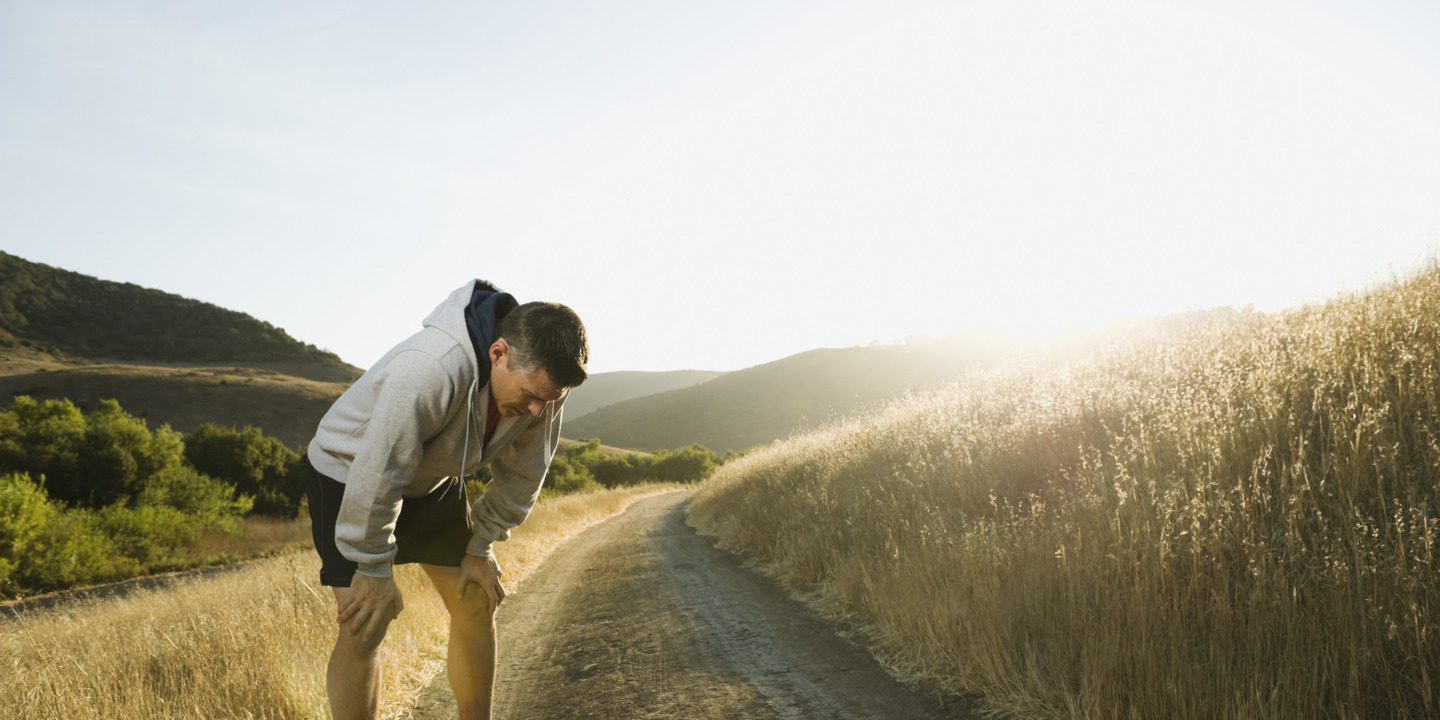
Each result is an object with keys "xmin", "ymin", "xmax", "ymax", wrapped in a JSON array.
[{"xmin": 489, "ymin": 340, "xmax": 565, "ymax": 418}]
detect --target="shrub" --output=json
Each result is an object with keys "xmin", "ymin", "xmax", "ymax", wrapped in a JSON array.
[
  {"xmin": 185, "ymin": 424, "xmax": 302, "ymax": 516},
  {"xmin": 13, "ymin": 508, "xmax": 116, "ymax": 593},
  {"xmin": 90, "ymin": 503, "xmax": 201, "ymax": 568},
  {"xmin": 544, "ymin": 454, "xmax": 601, "ymax": 494},
  {"xmin": 0, "ymin": 472, "xmax": 51, "ymax": 560},
  {"xmin": 650, "ymin": 444, "xmax": 718, "ymax": 484},
  {"xmin": 136, "ymin": 464, "xmax": 251, "ymax": 529},
  {"xmin": 0, "ymin": 396, "xmax": 85, "ymax": 504}
]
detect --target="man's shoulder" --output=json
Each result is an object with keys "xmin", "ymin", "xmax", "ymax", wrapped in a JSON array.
[
  {"xmin": 368, "ymin": 327, "xmax": 474, "ymax": 384},
  {"xmin": 391, "ymin": 326, "xmax": 471, "ymax": 363}
]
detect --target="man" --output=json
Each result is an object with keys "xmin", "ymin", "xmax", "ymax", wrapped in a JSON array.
[{"xmin": 304, "ymin": 279, "xmax": 588, "ymax": 720}]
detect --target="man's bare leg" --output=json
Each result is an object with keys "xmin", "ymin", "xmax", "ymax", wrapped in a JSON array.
[
  {"xmin": 328, "ymin": 575, "xmax": 404, "ymax": 720},
  {"xmin": 422, "ymin": 563, "xmax": 498, "ymax": 720}
]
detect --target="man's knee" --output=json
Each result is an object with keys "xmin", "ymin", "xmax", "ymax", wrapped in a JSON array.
[
  {"xmin": 335, "ymin": 612, "xmax": 398, "ymax": 657},
  {"xmin": 451, "ymin": 590, "xmax": 497, "ymax": 630}
]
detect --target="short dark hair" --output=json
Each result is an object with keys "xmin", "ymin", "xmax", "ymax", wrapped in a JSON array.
[{"xmin": 496, "ymin": 301, "xmax": 588, "ymax": 389}]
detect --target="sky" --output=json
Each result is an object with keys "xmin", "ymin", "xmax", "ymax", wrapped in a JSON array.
[{"xmin": 3, "ymin": 1, "xmax": 1438, "ymax": 374}]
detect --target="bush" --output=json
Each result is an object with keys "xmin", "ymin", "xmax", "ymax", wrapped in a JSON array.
[
  {"xmin": 0, "ymin": 397, "xmax": 200, "ymax": 509},
  {"xmin": 91, "ymin": 504, "xmax": 201, "ymax": 568},
  {"xmin": 185, "ymin": 424, "xmax": 303, "ymax": 516},
  {"xmin": 14, "ymin": 508, "xmax": 116, "ymax": 593},
  {"xmin": 137, "ymin": 464, "xmax": 251, "ymax": 529},
  {"xmin": 0, "ymin": 472, "xmax": 51, "ymax": 560},
  {"xmin": 0, "ymin": 396, "xmax": 85, "ymax": 504},
  {"xmin": 650, "ymin": 444, "xmax": 718, "ymax": 484},
  {"xmin": 79, "ymin": 399, "xmax": 182, "ymax": 506},
  {"xmin": 561, "ymin": 439, "xmax": 719, "ymax": 488},
  {"xmin": 544, "ymin": 454, "xmax": 601, "ymax": 494}
]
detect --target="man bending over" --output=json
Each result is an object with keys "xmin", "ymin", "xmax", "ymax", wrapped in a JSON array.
[{"xmin": 303, "ymin": 279, "xmax": 588, "ymax": 720}]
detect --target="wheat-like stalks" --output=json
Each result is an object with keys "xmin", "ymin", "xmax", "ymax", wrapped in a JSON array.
[
  {"xmin": 1, "ymin": 484, "xmax": 681, "ymax": 720},
  {"xmin": 692, "ymin": 270, "xmax": 1440, "ymax": 719}
]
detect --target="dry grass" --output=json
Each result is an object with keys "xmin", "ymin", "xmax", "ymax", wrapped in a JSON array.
[
  {"xmin": 691, "ymin": 269, "xmax": 1440, "ymax": 719},
  {"xmin": 1, "ymin": 483, "xmax": 680, "ymax": 719},
  {"xmin": 185, "ymin": 514, "xmax": 317, "ymax": 565},
  {"xmin": 0, "ymin": 359, "xmax": 351, "ymax": 448}
]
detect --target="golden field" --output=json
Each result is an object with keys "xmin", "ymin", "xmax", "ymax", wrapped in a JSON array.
[
  {"xmin": 691, "ymin": 269, "xmax": 1440, "ymax": 719},
  {"xmin": 1, "ymin": 484, "xmax": 681, "ymax": 720}
]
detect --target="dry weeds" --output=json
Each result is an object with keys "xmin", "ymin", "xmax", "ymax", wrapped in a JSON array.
[
  {"xmin": 691, "ymin": 269, "xmax": 1440, "ymax": 719},
  {"xmin": 1, "ymin": 483, "xmax": 679, "ymax": 719}
]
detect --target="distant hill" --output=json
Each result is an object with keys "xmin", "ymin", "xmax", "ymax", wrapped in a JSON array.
[
  {"xmin": 564, "ymin": 308, "xmax": 1257, "ymax": 454},
  {"xmin": 0, "ymin": 252, "xmax": 361, "ymax": 447},
  {"xmin": 563, "ymin": 338, "xmax": 1014, "ymax": 454},
  {"xmin": 0, "ymin": 251, "xmax": 348, "ymax": 366},
  {"xmin": 564, "ymin": 369, "xmax": 728, "ymax": 420}
]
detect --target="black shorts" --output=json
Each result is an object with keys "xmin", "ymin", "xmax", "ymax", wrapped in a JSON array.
[{"xmin": 304, "ymin": 454, "xmax": 474, "ymax": 587}]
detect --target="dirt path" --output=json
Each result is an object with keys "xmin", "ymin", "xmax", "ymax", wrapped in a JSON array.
[{"xmin": 410, "ymin": 491, "xmax": 975, "ymax": 719}]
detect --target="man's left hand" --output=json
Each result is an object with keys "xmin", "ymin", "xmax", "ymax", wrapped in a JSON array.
[{"xmin": 457, "ymin": 554, "xmax": 506, "ymax": 613}]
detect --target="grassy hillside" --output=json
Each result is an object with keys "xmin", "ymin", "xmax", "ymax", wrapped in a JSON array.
[
  {"xmin": 563, "ymin": 369, "xmax": 728, "ymax": 420},
  {"xmin": 691, "ymin": 269, "xmax": 1440, "ymax": 719},
  {"xmin": 0, "ymin": 251, "xmax": 347, "ymax": 366},
  {"xmin": 0, "ymin": 253, "xmax": 361, "ymax": 447},
  {"xmin": 0, "ymin": 356, "xmax": 349, "ymax": 449},
  {"xmin": 1, "ymin": 484, "xmax": 682, "ymax": 720},
  {"xmin": 564, "ymin": 326, "xmax": 1162, "ymax": 453},
  {"xmin": 563, "ymin": 344, "xmax": 977, "ymax": 452}
]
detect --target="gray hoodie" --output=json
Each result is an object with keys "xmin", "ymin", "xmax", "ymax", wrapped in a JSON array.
[{"xmin": 307, "ymin": 280, "xmax": 562, "ymax": 578}]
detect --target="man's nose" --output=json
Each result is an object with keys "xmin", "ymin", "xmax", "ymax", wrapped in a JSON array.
[{"xmin": 528, "ymin": 400, "xmax": 545, "ymax": 417}]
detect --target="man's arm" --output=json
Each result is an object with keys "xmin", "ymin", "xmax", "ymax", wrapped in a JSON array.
[
  {"xmin": 465, "ymin": 401, "xmax": 564, "ymax": 559},
  {"xmin": 335, "ymin": 350, "xmax": 457, "ymax": 579}
]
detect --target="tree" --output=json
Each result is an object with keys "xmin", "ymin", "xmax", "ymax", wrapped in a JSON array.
[
  {"xmin": 651, "ymin": 444, "xmax": 718, "ymax": 484},
  {"xmin": 0, "ymin": 396, "xmax": 85, "ymax": 503},
  {"xmin": 0, "ymin": 472, "xmax": 54, "ymax": 592},
  {"xmin": 184, "ymin": 424, "xmax": 303, "ymax": 516}
]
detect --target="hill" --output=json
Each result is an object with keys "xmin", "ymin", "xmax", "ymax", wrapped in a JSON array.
[
  {"xmin": 565, "ymin": 309, "xmax": 1253, "ymax": 454},
  {"xmin": 563, "ymin": 369, "xmax": 728, "ymax": 420},
  {"xmin": 564, "ymin": 338, "xmax": 1011, "ymax": 453},
  {"xmin": 0, "ymin": 252, "xmax": 360, "ymax": 447},
  {"xmin": 0, "ymin": 251, "xmax": 348, "ymax": 366},
  {"xmin": 689, "ymin": 269, "xmax": 1440, "ymax": 719}
]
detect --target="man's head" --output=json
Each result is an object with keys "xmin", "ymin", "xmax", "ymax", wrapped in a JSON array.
[{"xmin": 487, "ymin": 301, "xmax": 588, "ymax": 418}]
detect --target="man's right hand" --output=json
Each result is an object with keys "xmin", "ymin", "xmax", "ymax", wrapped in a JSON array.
[{"xmin": 336, "ymin": 573, "xmax": 405, "ymax": 636}]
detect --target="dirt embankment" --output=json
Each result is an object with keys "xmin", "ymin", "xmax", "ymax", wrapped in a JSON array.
[{"xmin": 411, "ymin": 491, "xmax": 976, "ymax": 719}]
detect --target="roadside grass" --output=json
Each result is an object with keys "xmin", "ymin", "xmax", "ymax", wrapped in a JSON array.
[
  {"xmin": 1, "ymin": 483, "xmax": 681, "ymax": 720},
  {"xmin": 690, "ymin": 268, "xmax": 1440, "ymax": 719},
  {"xmin": 185, "ymin": 514, "xmax": 315, "ymax": 565}
]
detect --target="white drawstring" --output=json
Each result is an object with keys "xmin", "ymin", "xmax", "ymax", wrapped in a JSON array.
[
  {"xmin": 543, "ymin": 401, "xmax": 554, "ymax": 459},
  {"xmin": 459, "ymin": 376, "xmax": 479, "ymax": 481}
]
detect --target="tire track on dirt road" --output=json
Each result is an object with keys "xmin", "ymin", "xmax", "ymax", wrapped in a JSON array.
[{"xmin": 412, "ymin": 490, "xmax": 975, "ymax": 719}]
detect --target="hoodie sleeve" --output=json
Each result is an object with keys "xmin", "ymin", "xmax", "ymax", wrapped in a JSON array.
[
  {"xmin": 335, "ymin": 349, "xmax": 456, "ymax": 579},
  {"xmin": 466, "ymin": 401, "xmax": 563, "ymax": 558}
]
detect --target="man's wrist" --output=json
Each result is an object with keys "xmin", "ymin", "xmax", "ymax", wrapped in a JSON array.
[{"xmin": 356, "ymin": 561, "xmax": 394, "ymax": 579}]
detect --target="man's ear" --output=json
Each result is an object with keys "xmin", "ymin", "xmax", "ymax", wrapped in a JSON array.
[{"xmin": 488, "ymin": 338, "xmax": 508, "ymax": 366}]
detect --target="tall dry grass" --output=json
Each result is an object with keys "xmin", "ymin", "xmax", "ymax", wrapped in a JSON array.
[
  {"xmin": 1, "ymin": 484, "xmax": 679, "ymax": 719},
  {"xmin": 691, "ymin": 270, "xmax": 1440, "ymax": 719}
]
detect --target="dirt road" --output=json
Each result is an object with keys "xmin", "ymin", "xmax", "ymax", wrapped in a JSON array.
[{"xmin": 410, "ymin": 490, "xmax": 975, "ymax": 719}]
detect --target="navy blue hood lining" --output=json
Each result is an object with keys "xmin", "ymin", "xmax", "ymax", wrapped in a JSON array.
[{"xmin": 463, "ymin": 280, "xmax": 519, "ymax": 391}]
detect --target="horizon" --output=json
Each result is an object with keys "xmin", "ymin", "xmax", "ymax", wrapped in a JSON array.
[{"xmin": 4, "ymin": 1, "xmax": 1438, "ymax": 374}]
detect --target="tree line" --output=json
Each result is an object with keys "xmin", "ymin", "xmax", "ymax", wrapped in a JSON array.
[
  {"xmin": 0, "ymin": 250, "xmax": 347, "ymax": 365},
  {"xmin": 1, "ymin": 396, "xmax": 720, "ymax": 597}
]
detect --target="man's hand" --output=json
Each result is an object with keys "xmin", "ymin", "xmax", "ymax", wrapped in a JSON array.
[
  {"xmin": 457, "ymin": 554, "xmax": 506, "ymax": 613},
  {"xmin": 336, "ymin": 573, "xmax": 405, "ymax": 636}
]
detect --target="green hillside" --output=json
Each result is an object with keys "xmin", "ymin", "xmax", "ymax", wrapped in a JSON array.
[
  {"xmin": 563, "ymin": 369, "xmax": 728, "ymax": 420},
  {"xmin": 565, "ymin": 339, "xmax": 1007, "ymax": 453},
  {"xmin": 0, "ymin": 251, "xmax": 346, "ymax": 366},
  {"xmin": 0, "ymin": 252, "xmax": 359, "ymax": 447},
  {"xmin": 566, "ymin": 310, "xmax": 1250, "ymax": 454}
]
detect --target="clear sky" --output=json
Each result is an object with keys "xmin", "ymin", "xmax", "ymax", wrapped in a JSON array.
[{"xmin": 3, "ymin": 1, "xmax": 1438, "ymax": 373}]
